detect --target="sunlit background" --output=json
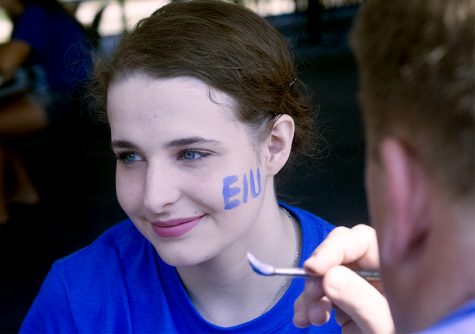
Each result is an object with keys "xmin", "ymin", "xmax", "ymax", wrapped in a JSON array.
[{"xmin": 0, "ymin": 0, "xmax": 362, "ymax": 42}]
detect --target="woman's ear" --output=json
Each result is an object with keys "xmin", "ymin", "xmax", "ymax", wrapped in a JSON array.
[
  {"xmin": 379, "ymin": 138, "xmax": 431, "ymax": 267},
  {"xmin": 262, "ymin": 114, "xmax": 295, "ymax": 176}
]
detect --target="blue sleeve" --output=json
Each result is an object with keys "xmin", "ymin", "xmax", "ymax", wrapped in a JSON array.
[
  {"xmin": 19, "ymin": 264, "xmax": 77, "ymax": 334},
  {"xmin": 12, "ymin": 6, "xmax": 49, "ymax": 54}
]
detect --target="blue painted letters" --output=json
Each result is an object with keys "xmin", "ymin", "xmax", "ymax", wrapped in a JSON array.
[
  {"xmin": 222, "ymin": 168, "xmax": 261, "ymax": 210},
  {"xmin": 222, "ymin": 175, "xmax": 240, "ymax": 210},
  {"xmin": 250, "ymin": 168, "xmax": 261, "ymax": 197}
]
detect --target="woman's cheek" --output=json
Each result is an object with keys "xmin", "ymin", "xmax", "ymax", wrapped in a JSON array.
[{"xmin": 115, "ymin": 168, "xmax": 143, "ymax": 214}]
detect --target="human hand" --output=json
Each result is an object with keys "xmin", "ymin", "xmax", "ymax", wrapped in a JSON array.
[{"xmin": 293, "ymin": 225, "xmax": 395, "ymax": 333}]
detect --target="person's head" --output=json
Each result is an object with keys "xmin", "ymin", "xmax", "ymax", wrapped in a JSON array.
[
  {"xmin": 94, "ymin": 0, "xmax": 316, "ymax": 266},
  {"xmin": 352, "ymin": 0, "xmax": 474, "ymax": 331}
]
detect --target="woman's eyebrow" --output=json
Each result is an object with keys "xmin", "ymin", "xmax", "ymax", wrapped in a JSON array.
[
  {"xmin": 111, "ymin": 137, "xmax": 222, "ymax": 150},
  {"xmin": 166, "ymin": 137, "xmax": 222, "ymax": 148},
  {"xmin": 111, "ymin": 140, "xmax": 137, "ymax": 150}
]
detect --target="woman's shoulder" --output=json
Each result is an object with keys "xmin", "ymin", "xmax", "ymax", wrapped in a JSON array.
[
  {"xmin": 20, "ymin": 221, "xmax": 166, "ymax": 333},
  {"xmin": 52, "ymin": 219, "xmax": 147, "ymax": 276}
]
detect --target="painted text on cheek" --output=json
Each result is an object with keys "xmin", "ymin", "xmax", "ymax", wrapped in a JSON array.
[{"xmin": 222, "ymin": 168, "xmax": 261, "ymax": 210}]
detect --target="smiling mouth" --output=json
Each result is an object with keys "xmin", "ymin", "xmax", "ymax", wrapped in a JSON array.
[{"xmin": 151, "ymin": 215, "xmax": 205, "ymax": 238}]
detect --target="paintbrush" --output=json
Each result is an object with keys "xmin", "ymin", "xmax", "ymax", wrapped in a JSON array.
[{"xmin": 247, "ymin": 252, "xmax": 380, "ymax": 281}]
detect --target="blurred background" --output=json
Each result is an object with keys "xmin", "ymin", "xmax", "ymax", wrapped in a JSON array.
[{"xmin": 0, "ymin": 0, "xmax": 366, "ymax": 331}]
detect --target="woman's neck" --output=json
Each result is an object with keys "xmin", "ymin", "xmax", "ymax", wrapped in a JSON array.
[{"xmin": 176, "ymin": 199, "xmax": 300, "ymax": 326}]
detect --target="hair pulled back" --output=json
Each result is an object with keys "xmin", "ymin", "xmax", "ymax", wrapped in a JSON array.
[{"xmin": 94, "ymin": 0, "xmax": 318, "ymax": 164}]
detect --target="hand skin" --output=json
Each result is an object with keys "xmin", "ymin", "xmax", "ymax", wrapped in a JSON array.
[{"xmin": 293, "ymin": 225, "xmax": 395, "ymax": 334}]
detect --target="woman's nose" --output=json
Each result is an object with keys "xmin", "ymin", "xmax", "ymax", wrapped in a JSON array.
[{"xmin": 142, "ymin": 163, "xmax": 180, "ymax": 212}]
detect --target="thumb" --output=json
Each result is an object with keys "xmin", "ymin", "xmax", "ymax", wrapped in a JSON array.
[{"xmin": 323, "ymin": 266, "xmax": 394, "ymax": 334}]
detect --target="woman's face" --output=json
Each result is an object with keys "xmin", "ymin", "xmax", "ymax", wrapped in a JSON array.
[{"xmin": 108, "ymin": 74, "xmax": 269, "ymax": 266}]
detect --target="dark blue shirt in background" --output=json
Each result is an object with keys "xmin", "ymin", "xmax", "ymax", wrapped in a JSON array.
[{"xmin": 12, "ymin": 5, "xmax": 92, "ymax": 94}]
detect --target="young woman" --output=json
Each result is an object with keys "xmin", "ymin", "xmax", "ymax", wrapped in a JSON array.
[{"xmin": 20, "ymin": 1, "xmax": 340, "ymax": 332}]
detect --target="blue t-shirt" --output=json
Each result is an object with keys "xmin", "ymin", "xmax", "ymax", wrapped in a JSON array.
[
  {"xmin": 12, "ymin": 5, "xmax": 92, "ymax": 93},
  {"xmin": 416, "ymin": 299, "xmax": 475, "ymax": 334},
  {"xmin": 20, "ymin": 204, "xmax": 341, "ymax": 333}
]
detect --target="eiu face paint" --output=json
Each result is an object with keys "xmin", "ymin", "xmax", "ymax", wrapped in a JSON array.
[{"xmin": 222, "ymin": 167, "xmax": 262, "ymax": 210}]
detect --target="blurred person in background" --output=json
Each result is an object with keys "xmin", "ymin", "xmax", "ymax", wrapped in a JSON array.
[
  {"xmin": 0, "ymin": 0, "xmax": 92, "ymax": 224},
  {"xmin": 294, "ymin": 0, "xmax": 475, "ymax": 333}
]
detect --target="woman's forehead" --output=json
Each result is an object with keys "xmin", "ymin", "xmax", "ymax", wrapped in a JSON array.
[
  {"xmin": 108, "ymin": 74, "xmax": 237, "ymax": 115},
  {"xmin": 106, "ymin": 75, "xmax": 251, "ymax": 143}
]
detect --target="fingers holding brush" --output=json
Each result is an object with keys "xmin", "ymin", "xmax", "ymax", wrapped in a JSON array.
[
  {"xmin": 322, "ymin": 266, "xmax": 394, "ymax": 334},
  {"xmin": 303, "ymin": 224, "xmax": 381, "ymax": 277},
  {"xmin": 294, "ymin": 225, "xmax": 394, "ymax": 332}
]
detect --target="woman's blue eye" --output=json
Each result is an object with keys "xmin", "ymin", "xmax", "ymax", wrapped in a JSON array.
[
  {"xmin": 179, "ymin": 150, "xmax": 208, "ymax": 161},
  {"xmin": 117, "ymin": 152, "xmax": 142, "ymax": 164}
]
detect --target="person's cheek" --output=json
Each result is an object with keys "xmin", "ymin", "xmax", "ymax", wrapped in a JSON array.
[{"xmin": 116, "ymin": 167, "xmax": 144, "ymax": 216}]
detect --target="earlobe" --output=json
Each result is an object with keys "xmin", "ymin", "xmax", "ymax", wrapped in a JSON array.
[
  {"xmin": 263, "ymin": 114, "xmax": 295, "ymax": 176},
  {"xmin": 379, "ymin": 138, "xmax": 430, "ymax": 266}
]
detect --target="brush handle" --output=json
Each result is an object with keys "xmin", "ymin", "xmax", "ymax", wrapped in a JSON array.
[{"xmin": 273, "ymin": 268, "xmax": 380, "ymax": 281}]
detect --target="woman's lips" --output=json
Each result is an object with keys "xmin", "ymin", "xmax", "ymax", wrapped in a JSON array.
[{"xmin": 151, "ymin": 215, "xmax": 204, "ymax": 238}]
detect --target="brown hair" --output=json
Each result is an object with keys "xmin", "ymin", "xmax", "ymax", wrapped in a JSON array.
[
  {"xmin": 352, "ymin": 0, "xmax": 475, "ymax": 198},
  {"xmin": 94, "ymin": 0, "xmax": 319, "ymax": 165}
]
